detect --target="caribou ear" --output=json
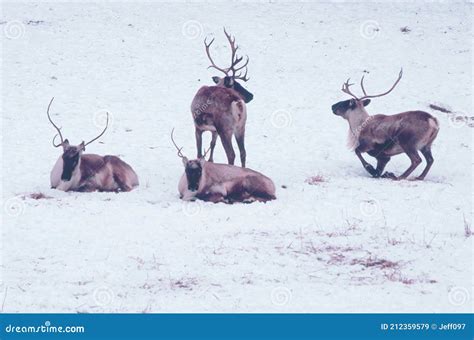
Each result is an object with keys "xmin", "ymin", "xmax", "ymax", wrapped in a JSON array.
[
  {"xmin": 61, "ymin": 139, "xmax": 70, "ymax": 151},
  {"xmin": 199, "ymin": 158, "xmax": 206, "ymax": 166},
  {"xmin": 362, "ymin": 99, "xmax": 371, "ymax": 107},
  {"xmin": 182, "ymin": 157, "xmax": 188, "ymax": 166},
  {"xmin": 61, "ymin": 139, "xmax": 69, "ymax": 151},
  {"xmin": 212, "ymin": 76, "xmax": 220, "ymax": 84},
  {"xmin": 79, "ymin": 141, "xmax": 85, "ymax": 151}
]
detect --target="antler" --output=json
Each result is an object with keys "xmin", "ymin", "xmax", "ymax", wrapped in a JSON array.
[
  {"xmin": 204, "ymin": 37, "xmax": 229, "ymax": 76},
  {"xmin": 171, "ymin": 128, "xmax": 187, "ymax": 159},
  {"xmin": 360, "ymin": 75, "xmax": 368, "ymax": 97},
  {"xmin": 341, "ymin": 79, "xmax": 359, "ymax": 100},
  {"xmin": 46, "ymin": 97, "xmax": 65, "ymax": 148},
  {"xmin": 359, "ymin": 68, "xmax": 403, "ymax": 100},
  {"xmin": 84, "ymin": 112, "xmax": 109, "ymax": 147},
  {"xmin": 202, "ymin": 146, "xmax": 211, "ymax": 159},
  {"xmin": 223, "ymin": 28, "xmax": 250, "ymax": 81},
  {"xmin": 203, "ymin": 28, "xmax": 250, "ymax": 81},
  {"xmin": 341, "ymin": 69, "xmax": 403, "ymax": 101}
]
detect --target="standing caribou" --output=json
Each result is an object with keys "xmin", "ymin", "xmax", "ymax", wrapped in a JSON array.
[
  {"xmin": 191, "ymin": 28, "xmax": 253, "ymax": 167},
  {"xmin": 47, "ymin": 98, "xmax": 139, "ymax": 192},
  {"xmin": 331, "ymin": 69, "xmax": 439, "ymax": 180},
  {"xmin": 172, "ymin": 129, "xmax": 275, "ymax": 203}
]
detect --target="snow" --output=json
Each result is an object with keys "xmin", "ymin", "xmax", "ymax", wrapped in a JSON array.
[{"xmin": 1, "ymin": 2, "xmax": 472, "ymax": 313}]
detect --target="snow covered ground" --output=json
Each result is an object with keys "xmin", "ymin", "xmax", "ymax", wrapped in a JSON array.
[{"xmin": 1, "ymin": 1, "xmax": 472, "ymax": 313}]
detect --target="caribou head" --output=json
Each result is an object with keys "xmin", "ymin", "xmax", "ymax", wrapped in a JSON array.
[
  {"xmin": 332, "ymin": 98, "xmax": 371, "ymax": 118},
  {"xmin": 205, "ymin": 28, "xmax": 254, "ymax": 103},
  {"xmin": 171, "ymin": 129, "xmax": 209, "ymax": 192},
  {"xmin": 47, "ymin": 97, "xmax": 109, "ymax": 181},
  {"xmin": 332, "ymin": 69, "xmax": 403, "ymax": 118}
]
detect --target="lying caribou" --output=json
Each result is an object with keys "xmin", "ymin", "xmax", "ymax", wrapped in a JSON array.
[
  {"xmin": 331, "ymin": 69, "xmax": 439, "ymax": 180},
  {"xmin": 172, "ymin": 130, "xmax": 275, "ymax": 203},
  {"xmin": 47, "ymin": 98, "xmax": 139, "ymax": 192},
  {"xmin": 191, "ymin": 28, "xmax": 254, "ymax": 167}
]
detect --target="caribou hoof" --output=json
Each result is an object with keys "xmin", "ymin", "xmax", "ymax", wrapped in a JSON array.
[
  {"xmin": 381, "ymin": 171, "xmax": 397, "ymax": 179},
  {"xmin": 364, "ymin": 164, "xmax": 378, "ymax": 176}
]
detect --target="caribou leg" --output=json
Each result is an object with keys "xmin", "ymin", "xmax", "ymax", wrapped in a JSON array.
[
  {"xmin": 368, "ymin": 150, "xmax": 392, "ymax": 178},
  {"xmin": 397, "ymin": 146, "xmax": 422, "ymax": 180},
  {"xmin": 198, "ymin": 192, "xmax": 226, "ymax": 203},
  {"xmin": 195, "ymin": 128, "xmax": 203, "ymax": 158},
  {"xmin": 113, "ymin": 171, "xmax": 133, "ymax": 192},
  {"xmin": 375, "ymin": 155, "xmax": 391, "ymax": 178},
  {"xmin": 208, "ymin": 131, "xmax": 218, "ymax": 162},
  {"xmin": 235, "ymin": 128, "xmax": 246, "ymax": 167},
  {"xmin": 219, "ymin": 130, "xmax": 236, "ymax": 165},
  {"xmin": 355, "ymin": 147, "xmax": 377, "ymax": 177},
  {"xmin": 416, "ymin": 145, "xmax": 434, "ymax": 180},
  {"xmin": 77, "ymin": 185, "xmax": 96, "ymax": 192}
]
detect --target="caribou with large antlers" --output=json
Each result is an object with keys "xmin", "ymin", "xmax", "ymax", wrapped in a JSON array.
[
  {"xmin": 47, "ymin": 98, "xmax": 139, "ymax": 192},
  {"xmin": 172, "ymin": 129, "xmax": 275, "ymax": 203},
  {"xmin": 331, "ymin": 69, "xmax": 439, "ymax": 180},
  {"xmin": 191, "ymin": 28, "xmax": 254, "ymax": 167}
]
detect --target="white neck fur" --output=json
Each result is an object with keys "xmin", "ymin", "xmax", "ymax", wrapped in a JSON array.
[
  {"xmin": 345, "ymin": 108, "xmax": 370, "ymax": 150},
  {"xmin": 55, "ymin": 157, "xmax": 82, "ymax": 191}
]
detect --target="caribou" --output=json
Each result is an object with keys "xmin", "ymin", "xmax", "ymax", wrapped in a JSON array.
[
  {"xmin": 171, "ymin": 130, "xmax": 275, "ymax": 203},
  {"xmin": 331, "ymin": 69, "xmax": 439, "ymax": 180},
  {"xmin": 47, "ymin": 98, "xmax": 139, "ymax": 192},
  {"xmin": 191, "ymin": 28, "xmax": 253, "ymax": 167}
]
